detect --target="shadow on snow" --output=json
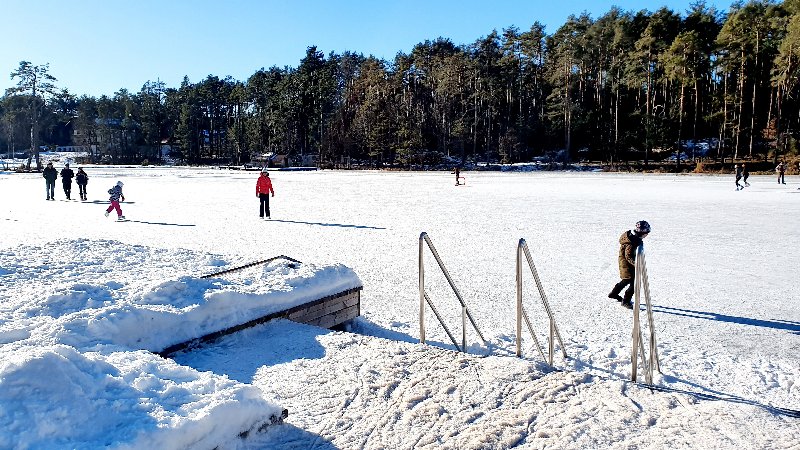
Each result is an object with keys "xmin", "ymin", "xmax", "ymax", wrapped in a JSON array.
[{"xmin": 269, "ymin": 219, "xmax": 385, "ymax": 230}]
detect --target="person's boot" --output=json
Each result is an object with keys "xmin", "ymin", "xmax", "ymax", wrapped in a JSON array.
[
  {"xmin": 622, "ymin": 292, "xmax": 634, "ymax": 309},
  {"xmin": 608, "ymin": 283, "xmax": 624, "ymax": 302},
  {"xmin": 621, "ymin": 299, "xmax": 633, "ymax": 309}
]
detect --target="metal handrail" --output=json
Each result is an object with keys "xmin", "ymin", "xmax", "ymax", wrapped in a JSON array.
[
  {"xmin": 516, "ymin": 238, "xmax": 567, "ymax": 366},
  {"xmin": 201, "ymin": 255, "xmax": 302, "ymax": 279},
  {"xmin": 419, "ymin": 232, "xmax": 486, "ymax": 352},
  {"xmin": 631, "ymin": 244, "xmax": 662, "ymax": 383}
]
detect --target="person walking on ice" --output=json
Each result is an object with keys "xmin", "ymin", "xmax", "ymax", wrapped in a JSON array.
[
  {"xmin": 777, "ymin": 161, "xmax": 786, "ymax": 184},
  {"xmin": 256, "ymin": 169, "xmax": 275, "ymax": 219},
  {"xmin": 452, "ymin": 166, "xmax": 465, "ymax": 186},
  {"xmin": 735, "ymin": 164, "xmax": 744, "ymax": 191},
  {"xmin": 105, "ymin": 181, "xmax": 126, "ymax": 221},
  {"xmin": 75, "ymin": 167, "xmax": 89, "ymax": 201},
  {"xmin": 60, "ymin": 163, "xmax": 74, "ymax": 200},
  {"xmin": 608, "ymin": 220, "xmax": 651, "ymax": 310},
  {"xmin": 43, "ymin": 162, "xmax": 57, "ymax": 200},
  {"xmin": 742, "ymin": 163, "xmax": 750, "ymax": 187}
]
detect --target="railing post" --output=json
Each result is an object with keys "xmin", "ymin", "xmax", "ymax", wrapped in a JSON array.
[
  {"xmin": 632, "ymin": 244, "xmax": 661, "ymax": 384},
  {"xmin": 516, "ymin": 238, "xmax": 567, "ymax": 366},
  {"xmin": 462, "ymin": 305, "xmax": 467, "ymax": 352},
  {"xmin": 516, "ymin": 239, "xmax": 523, "ymax": 357},
  {"xmin": 418, "ymin": 232, "xmax": 484, "ymax": 353},
  {"xmin": 419, "ymin": 233, "xmax": 426, "ymax": 344}
]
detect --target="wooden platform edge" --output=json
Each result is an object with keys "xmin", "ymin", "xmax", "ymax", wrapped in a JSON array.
[{"xmin": 158, "ymin": 286, "xmax": 362, "ymax": 357}]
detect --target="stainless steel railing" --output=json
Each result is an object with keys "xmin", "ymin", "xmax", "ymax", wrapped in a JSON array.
[
  {"xmin": 631, "ymin": 244, "xmax": 661, "ymax": 383},
  {"xmin": 516, "ymin": 238, "xmax": 567, "ymax": 366},
  {"xmin": 419, "ymin": 232, "xmax": 486, "ymax": 352}
]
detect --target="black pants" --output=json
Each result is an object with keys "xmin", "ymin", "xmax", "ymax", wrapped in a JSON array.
[
  {"xmin": 78, "ymin": 183, "xmax": 87, "ymax": 199},
  {"xmin": 259, "ymin": 194, "xmax": 271, "ymax": 217},
  {"xmin": 610, "ymin": 277, "xmax": 635, "ymax": 302},
  {"xmin": 62, "ymin": 181, "xmax": 72, "ymax": 199}
]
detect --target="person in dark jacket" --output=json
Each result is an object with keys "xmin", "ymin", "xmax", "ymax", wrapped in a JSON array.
[
  {"xmin": 742, "ymin": 163, "xmax": 750, "ymax": 187},
  {"xmin": 777, "ymin": 161, "xmax": 786, "ymax": 184},
  {"xmin": 60, "ymin": 163, "xmax": 75, "ymax": 200},
  {"xmin": 42, "ymin": 162, "xmax": 57, "ymax": 200},
  {"xmin": 735, "ymin": 164, "xmax": 744, "ymax": 191},
  {"xmin": 608, "ymin": 220, "xmax": 651, "ymax": 309},
  {"xmin": 75, "ymin": 167, "xmax": 89, "ymax": 201}
]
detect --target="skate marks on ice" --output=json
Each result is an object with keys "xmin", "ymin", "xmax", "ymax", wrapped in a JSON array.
[{"xmin": 179, "ymin": 320, "xmax": 795, "ymax": 449}]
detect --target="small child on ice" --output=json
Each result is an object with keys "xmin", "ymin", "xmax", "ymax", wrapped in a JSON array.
[{"xmin": 105, "ymin": 181, "xmax": 126, "ymax": 220}]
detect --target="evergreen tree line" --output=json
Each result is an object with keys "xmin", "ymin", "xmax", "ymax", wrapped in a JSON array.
[{"xmin": 4, "ymin": 1, "xmax": 800, "ymax": 169}]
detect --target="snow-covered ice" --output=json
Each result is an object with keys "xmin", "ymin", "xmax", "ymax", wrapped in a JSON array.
[{"xmin": 0, "ymin": 166, "xmax": 798, "ymax": 448}]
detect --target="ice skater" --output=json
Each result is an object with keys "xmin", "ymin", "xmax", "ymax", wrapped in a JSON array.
[
  {"xmin": 75, "ymin": 167, "xmax": 89, "ymax": 201},
  {"xmin": 42, "ymin": 162, "xmax": 57, "ymax": 200},
  {"xmin": 608, "ymin": 220, "xmax": 651, "ymax": 310},
  {"xmin": 105, "ymin": 181, "xmax": 126, "ymax": 221},
  {"xmin": 735, "ymin": 164, "xmax": 744, "ymax": 190},
  {"xmin": 60, "ymin": 163, "xmax": 74, "ymax": 200},
  {"xmin": 742, "ymin": 163, "xmax": 750, "ymax": 187},
  {"xmin": 256, "ymin": 169, "xmax": 275, "ymax": 218},
  {"xmin": 777, "ymin": 161, "xmax": 786, "ymax": 184},
  {"xmin": 453, "ymin": 166, "xmax": 465, "ymax": 186}
]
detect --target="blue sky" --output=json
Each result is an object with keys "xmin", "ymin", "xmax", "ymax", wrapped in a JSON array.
[{"xmin": 1, "ymin": 0, "xmax": 736, "ymax": 98}]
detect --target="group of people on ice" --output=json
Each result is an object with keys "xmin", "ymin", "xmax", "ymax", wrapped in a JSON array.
[
  {"xmin": 736, "ymin": 160, "xmax": 797, "ymax": 190},
  {"xmin": 42, "ymin": 162, "xmax": 88, "ymax": 201},
  {"xmin": 42, "ymin": 162, "xmax": 127, "ymax": 220}
]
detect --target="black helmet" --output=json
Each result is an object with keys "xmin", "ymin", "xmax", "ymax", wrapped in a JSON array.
[{"xmin": 634, "ymin": 220, "xmax": 651, "ymax": 235}]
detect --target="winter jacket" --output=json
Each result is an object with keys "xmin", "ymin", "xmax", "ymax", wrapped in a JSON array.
[
  {"xmin": 618, "ymin": 230, "xmax": 643, "ymax": 279},
  {"xmin": 256, "ymin": 175, "xmax": 274, "ymax": 196},
  {"xmin": 107, "ymin": 185, "xmax": 124, "ymax": 202},
  {"xmin": 42, "ymin": 166, "xmax": 57, "ymax": 183},
  {"xmin": 60, "ymin": 168, "xmax": 74, "ymax": 184},
  {"xmin": 75, "ymin": 170, "xmax": 88, "ymax": 185}
]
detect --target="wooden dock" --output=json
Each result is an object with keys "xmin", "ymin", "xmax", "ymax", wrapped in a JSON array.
[{"xmin": 159, "ymin": 286, "xmax": 362, "ymax": 357}]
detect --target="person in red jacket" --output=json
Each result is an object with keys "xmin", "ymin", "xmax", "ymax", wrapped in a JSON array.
[{"xmin": 256, "ymin": 170, "xmax": 275, "ymax": 218}]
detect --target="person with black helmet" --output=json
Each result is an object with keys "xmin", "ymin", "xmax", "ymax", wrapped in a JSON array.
[
  {"xmin": 608, "ymin": 220, "xmax": 651, "ymax": 309},
  {"xmin": 42, "ymin": 162, "xmax": 57, "ymax": 200},
  {"xmin": 60, "ymin": 163, "xmax": 75, "ymax": 200}
]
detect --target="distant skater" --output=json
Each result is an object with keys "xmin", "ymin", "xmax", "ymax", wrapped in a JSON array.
[
  {"xmin": 256, "ymin": 170, "xmax": 275, "ymax": 219},
  {"xmin": 453, "ymin": 166, "xmax": 465, "ymax": 186},
  {"xmin": 60, "ymin": 163, "xmax": 74, "ymax": 200},
  {"xmin": 777, "ymin": 161, "xmax": 786, "ymax": 184},
  {"xmin": 43, "ymin": 162, "xmax": 57, "ymax": 200},
  {"xmin": 75, "ymin": 167, "xmax": 89, "ymax": 201},
  {"xmin": 105, "ymin": 181, "xmax": 126, "ymax": 221},
  {"xmin": 608, "ymin": 220, "xmax": 651, "ymax": 310},
  {"xmin": 742, "ymin": 163, "xmax": 750, "ymax": 187},
  {"xmin": 735, "ymin": 164, "xmax": 744, "ymax": 191}
]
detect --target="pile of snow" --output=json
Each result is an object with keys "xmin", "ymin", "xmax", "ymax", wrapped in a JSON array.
[{"xmin": 0, "ymin": 239, "xmax": 360, "ymax": 449}]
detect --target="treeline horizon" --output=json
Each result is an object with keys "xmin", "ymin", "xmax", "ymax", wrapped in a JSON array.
[{"xmin": 3, "ymin": 0, "xmax": 800, "ymax": 168}]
